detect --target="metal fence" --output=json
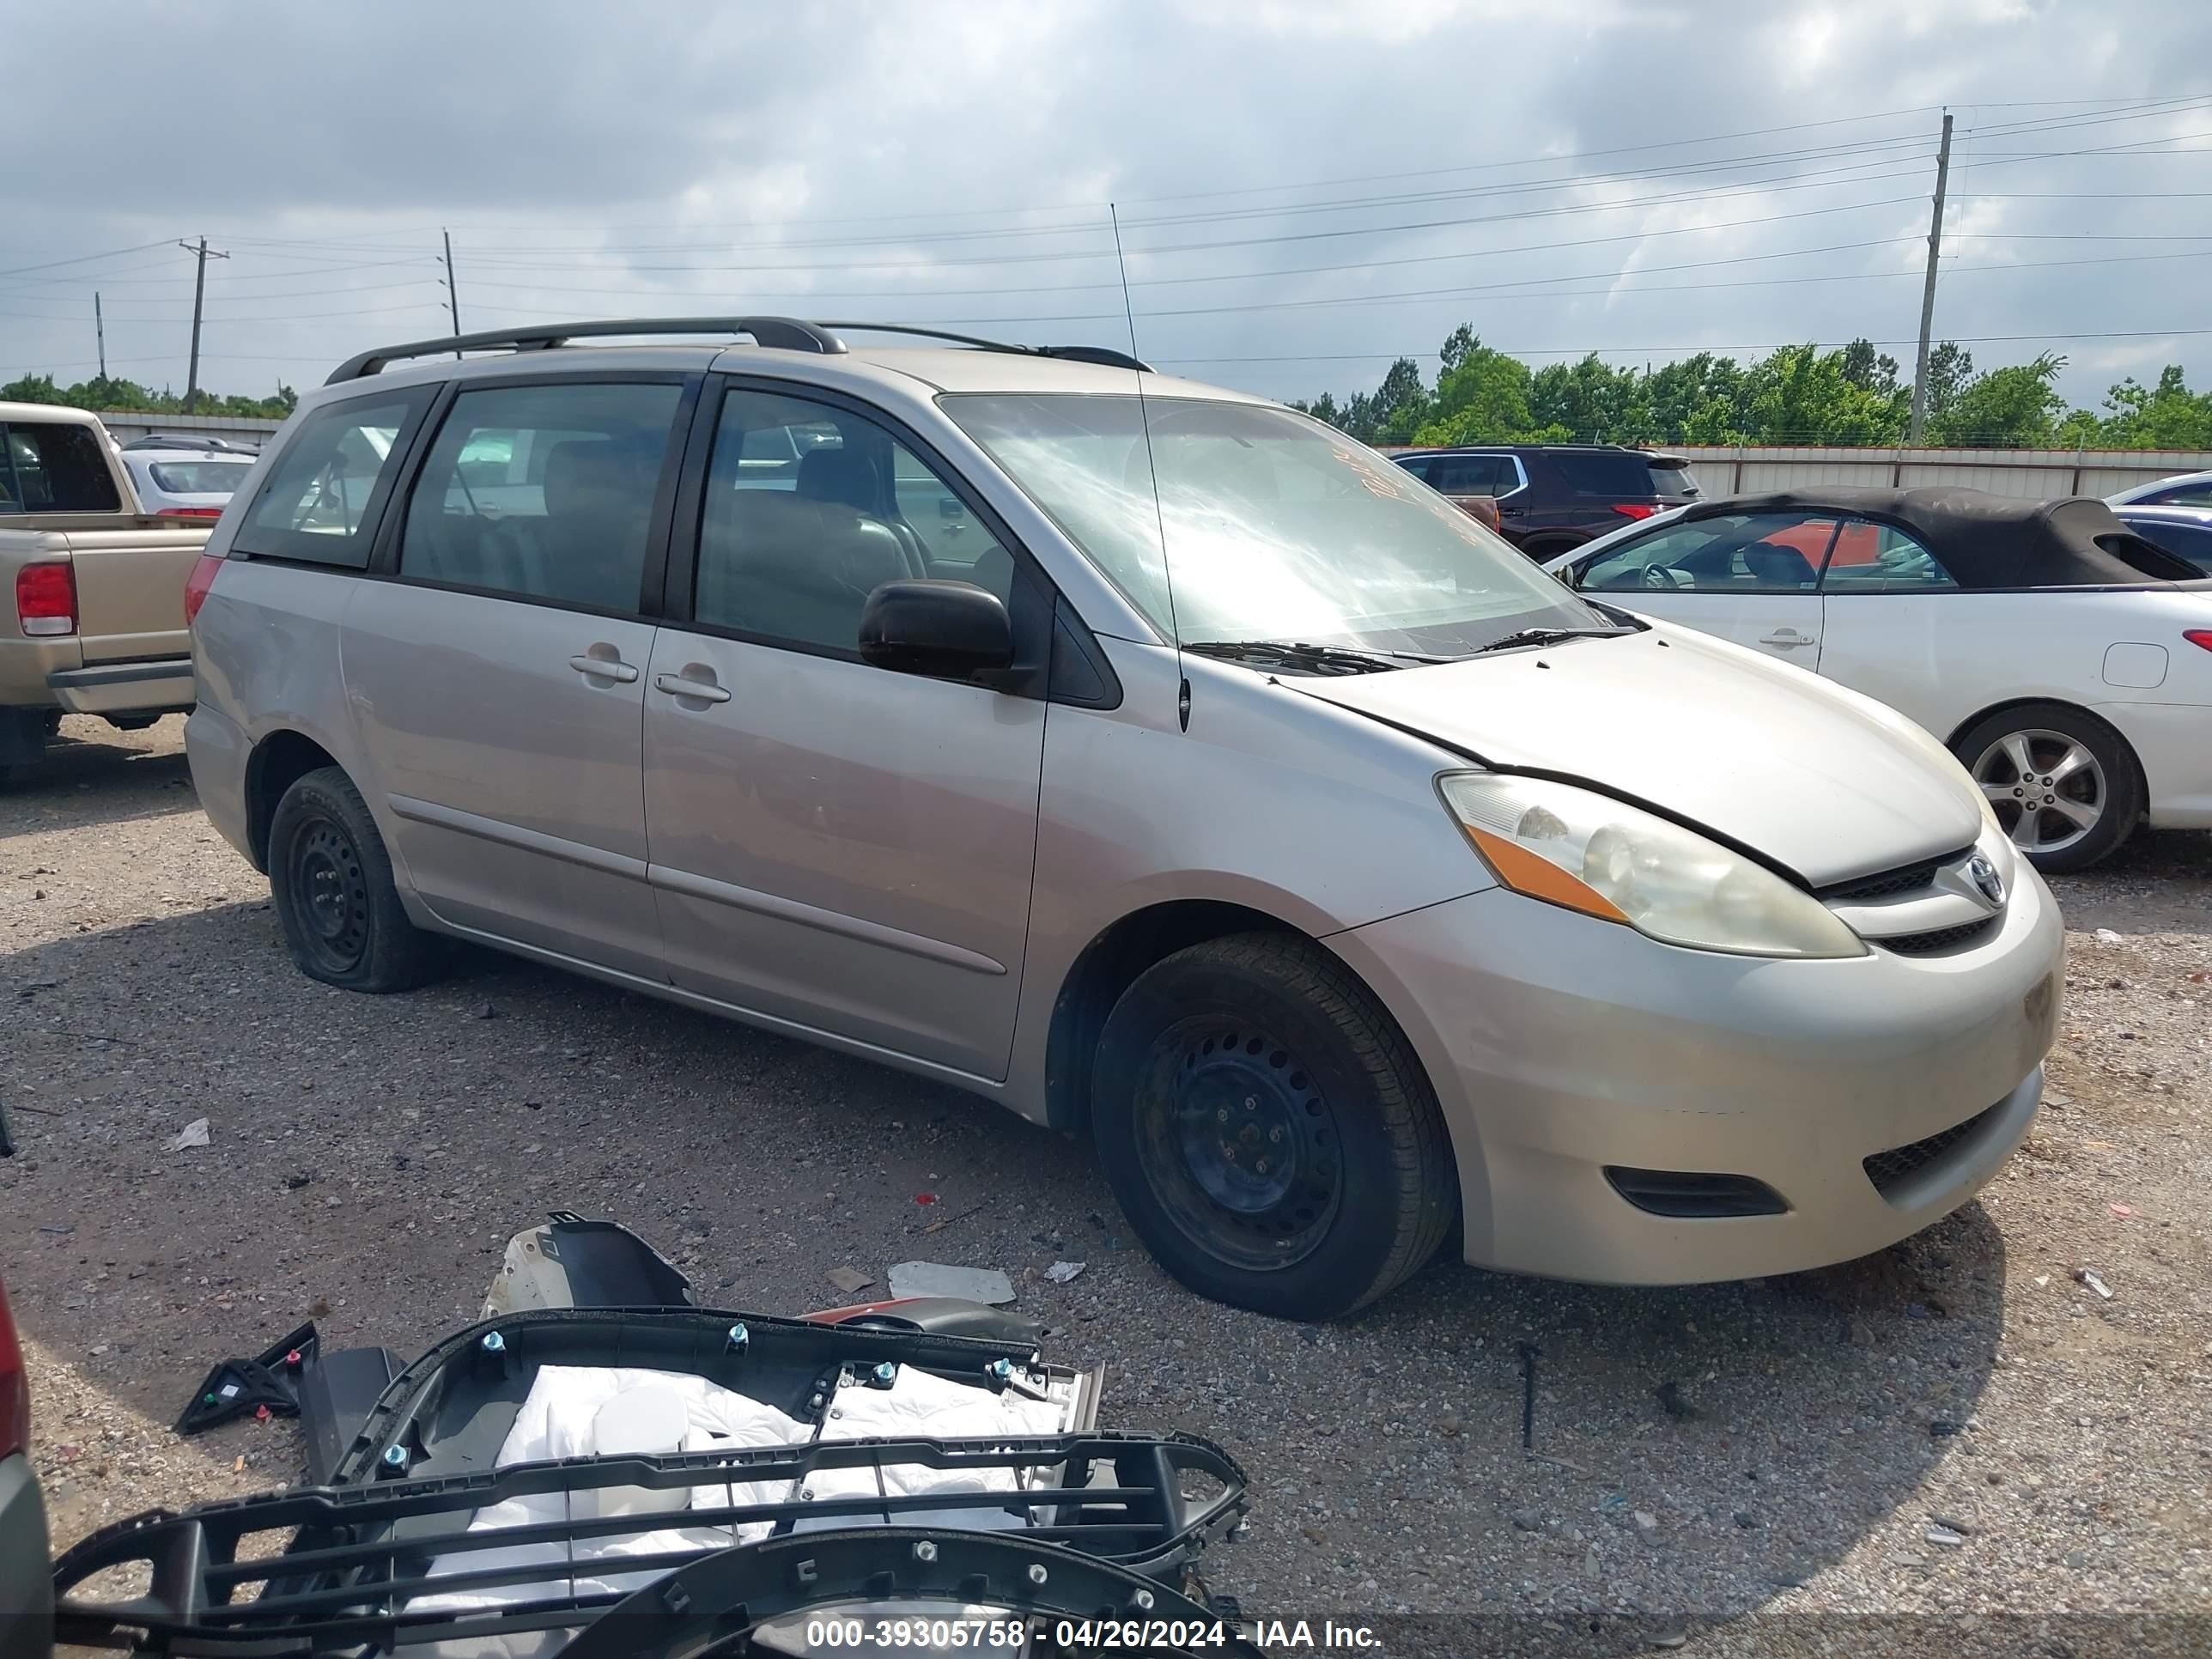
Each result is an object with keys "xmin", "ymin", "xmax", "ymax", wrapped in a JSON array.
[
  {"xmin": 1659, "ymin": 446, "xmax": 2212, "ymax": 501},
  {"xmin": 95, "ymin": 410, "xmax": 287, "ymax": 451}
]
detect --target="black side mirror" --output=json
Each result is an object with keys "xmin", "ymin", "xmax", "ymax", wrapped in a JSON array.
[{"xmin": 859, "ymin": 579, "xmax": 1014, "ymax": 681}]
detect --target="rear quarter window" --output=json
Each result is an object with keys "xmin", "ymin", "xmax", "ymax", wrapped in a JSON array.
[
  {"xmin": 0, "ymin": 421, "xmax": 122, "ymax": 514},
  {"xmin": 147, "ymin": 460, "xmax": 254, "ymax": 495},
  {"xmin": 232, "ymin": 391, "xmax": 432, "ymax": 567},
  {"xmin": 1547, "ymin": 450, "xmax": 1669, "ymax": 499}
]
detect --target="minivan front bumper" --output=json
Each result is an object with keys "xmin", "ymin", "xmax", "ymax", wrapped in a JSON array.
[{"xmin": 1328, "ymin": 865, "xmax": 2063, "ymax": 1284}]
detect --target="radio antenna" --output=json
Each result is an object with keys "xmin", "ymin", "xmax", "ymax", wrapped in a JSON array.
[{"xmin": 1109, "ymin": 201, "xmax": 1188, "ymax": 732}]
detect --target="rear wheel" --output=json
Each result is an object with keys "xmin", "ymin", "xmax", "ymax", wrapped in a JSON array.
[
  {"xmin": 1091, "ymin": 933, "xmax": 1456, "ymax": 1320},
  {"xmin": 1954, "ymin": 702, "xmax": 2142, "ymax": 873},
  {"xmin": 268, "ymin": 766, "xmax": 440, "ymax": 992}
]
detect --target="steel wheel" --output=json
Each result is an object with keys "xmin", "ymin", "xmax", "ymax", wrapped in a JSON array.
[
  {"xmin": 1973, "ymin": 728, "xmax": 2106, "ymax": 856},
  {"xmin": 286, "ymin": 814, "xmax": 373, "ymax": 975},
  {"xmin": 1133, "ymin": 1018, "xmax": 1345, "ymax": 1274}
]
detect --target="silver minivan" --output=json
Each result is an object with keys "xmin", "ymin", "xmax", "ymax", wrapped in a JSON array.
[{"xmin": 185, "ymin": 319, "xmax": 2063, "ymax": 1319}]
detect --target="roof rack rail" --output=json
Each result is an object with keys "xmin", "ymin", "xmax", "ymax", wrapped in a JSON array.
[
  {"xmin": 816, "ymin": 320, "xmax": 1152, "ymax": 374},
  {"xmin": 325, "ymin": 316, "xmax": 847, "ymax": 385}
]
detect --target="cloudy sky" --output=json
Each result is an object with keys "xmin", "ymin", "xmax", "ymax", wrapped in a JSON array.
[{"xmin": 3, "ymin": 0, "xmax": 2208, "ymax": 410}]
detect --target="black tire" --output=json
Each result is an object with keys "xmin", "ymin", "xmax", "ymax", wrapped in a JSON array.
[
  {"xmin": 267, "ymin": 766, "xmax": 440, "ymax": 992},
  {"xmin": 1091, "ymin": 933, "xmax": 1456, "ymax": 1320},
  {"xmin": 1951, "ymin": 702, "xmax": 2143, "ymax": 874}
]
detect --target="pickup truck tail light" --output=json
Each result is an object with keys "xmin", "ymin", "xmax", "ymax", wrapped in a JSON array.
[
  {"xmin": 1611, "ymin": 503, "xmax": 1660, "ymax": 520},
  {"xmin": 184, "ymin": 554, "xmax": 225, "ymax": 628},
  {"xmin": 0, "ymin": 1277, "xmax": 27, "ymax": 1462},
  {"xmin": 15, "ymin": 562, "xmax": 77, "ymax": 637},
  {"xmin": 157, "ymin": 506, "xmax": 224, "ymax": 520}
]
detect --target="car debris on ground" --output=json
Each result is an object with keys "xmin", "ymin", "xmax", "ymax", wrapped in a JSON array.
[{"xmin": 887, "ymin": 1261, "xmax": 1017, "ymax": 1306}]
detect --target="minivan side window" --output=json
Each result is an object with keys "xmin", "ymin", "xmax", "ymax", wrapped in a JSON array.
[
  {"xmin": 235, "ymin": 393, "xmax": 427, "ymax": 567},
  {"xmin": 1580, "ymin": 513, "xmax": 1838, "ymax": 592},
  {"xmin": 398, "ymin": 381, "xmax": 683, "ymax": 614},
  {"xmin": 0, "ymin": 422, "xmax": 122, "ymax": 514},
  {"xmin": 691, "ymin": 387, "xmax": 1014, "ymax": 653}
]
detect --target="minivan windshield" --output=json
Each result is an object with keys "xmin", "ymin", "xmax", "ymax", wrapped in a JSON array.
[{"xmin": 941, "ymin": 393, "xmax": 1608, "ymax": 659}]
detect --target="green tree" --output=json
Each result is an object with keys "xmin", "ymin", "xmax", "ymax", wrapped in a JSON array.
[
  {"xmin": 1642, "ymin": 353, "xmax": 1749, "ymax": 445},
  {"xmin": 0, "ymin": 370, "xmax": 292, "ymax": 420},
  {"xmin": 1918, "ymin": 341, "xmax": 1973, "ymax": 426},
  {"xmin": 1529, "ymin": 354, "xmax": 1634, "ymax": 442},
  {"xmin": 1437, "ymin": 325, "xmax": 1479, "ymax": 376},
  {"xmin": 1743, "ymin": 344, "xmax": 1907, "ymax": 445},
  {"xmin": 1839, "ymin": 337, "xmax": 1901, "ymax": 397},
  {"xmin": 1929, "ymin": 353, "xmax": 2068, "ymax": 447},
  {"xmin": 1370, "ymin": 356, "xmax": 1431, "ymax": 445},
  {"xmin": 2094, "ymin": 366, "xmax": 2212, "ymax": 450},
  {"xmin": 1409, "ymin": 335, "xmax": 1543, "ymax": 445}
]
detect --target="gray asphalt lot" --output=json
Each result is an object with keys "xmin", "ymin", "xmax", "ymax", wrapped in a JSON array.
[{"xmin": 3, "ymin": 716, "xmax": 2209, "ymax": 1653}]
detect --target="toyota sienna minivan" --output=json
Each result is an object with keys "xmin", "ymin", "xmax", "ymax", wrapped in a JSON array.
[{"xmin": 185, "ymin": 319, "xmax": 2063, "ymax": 1320}]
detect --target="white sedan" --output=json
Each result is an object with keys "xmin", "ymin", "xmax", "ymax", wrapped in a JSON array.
[{"xmin": 1544, "ymin": 487, "xmax": 2212, "ymax": 871}]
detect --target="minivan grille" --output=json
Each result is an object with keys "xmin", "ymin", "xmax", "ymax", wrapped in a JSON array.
[
  {"xmin": 1821, "ymin": 848, "xmax": 1969, "ymax": 902},
  {"xmin": 1874, "ymin": 916, "xmax": 2000, "ymax": 957},
  {"xmin": 1863, "ymin": 1101, "xmax": 2003, "ymax": 1196}
]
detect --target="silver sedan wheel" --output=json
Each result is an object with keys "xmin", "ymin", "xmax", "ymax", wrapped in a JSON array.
[{"xmin": 1973, "ymin": 728, "xmax": 2106, "ymax": 854}]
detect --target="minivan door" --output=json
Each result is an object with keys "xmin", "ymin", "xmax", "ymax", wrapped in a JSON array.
[
  {"xmin": 641, "ymin": 382, "xmax": 1045, "ymax": 1079},
  {"xmin": 340, "ymin": 376, "xmax": 693, "ymax": 980},
  {"xmin": 1573, "ymin": 510, "xmax": 1836, "ymax": 665}
]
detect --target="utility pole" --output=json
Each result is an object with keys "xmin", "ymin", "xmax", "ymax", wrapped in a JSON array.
[
  {"xmin": 1906, "ymin": 112, "xmax": 1954, "ymax": 447},
  {"xmin": 177, "ymin": 236, "xmax": 230, "ymax": 412},
  {"xmin": 441, "ymin": 230, "xmax": 463, "ymax": 358},
  {"xmin": 94, "ymin": 292, "xmax": 106, "ymax": 379}
]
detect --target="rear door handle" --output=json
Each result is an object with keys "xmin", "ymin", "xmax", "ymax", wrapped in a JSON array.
[
  {"xmin": 568, "ymin": 653, "xmax": 639, "ymax": 683},
  {"xmin": 653, "ymin": 672, "xmax": 732, "ymax": 704},
  {"xmin": 1759, "ymin": 630, "xmax": 1818, "ymax": 648}
]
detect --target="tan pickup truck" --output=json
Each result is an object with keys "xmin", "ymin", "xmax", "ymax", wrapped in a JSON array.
[{"xmin": 1, "ymin": 402, "xmax": 218, "ymax": 782}]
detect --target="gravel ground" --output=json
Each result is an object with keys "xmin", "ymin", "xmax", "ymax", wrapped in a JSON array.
[{"xmin": 3, "ymin": 715, "xmax": 2209, "ymax": 1655}]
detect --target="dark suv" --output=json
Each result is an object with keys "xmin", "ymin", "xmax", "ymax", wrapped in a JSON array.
[{"xmin": 1392, "ymin": 444, "xmax": 1699, "ymax": 557}]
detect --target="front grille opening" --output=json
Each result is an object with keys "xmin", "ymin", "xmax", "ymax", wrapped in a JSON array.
[
  {"xmin": 1863, "ymin": 1100, "xmax": 2004, "ymax": 1197},
  {"xmin": 1605, "ymin": 1168, "xmax": 1788, "ymax": 1218},
  {"xmin": 1875, "ymin": 916, "xmax": 2000, "ymax": 957},
  {"xmin": 1820, "ymin": 847, "xmax": 1970, "ymax": 902}
]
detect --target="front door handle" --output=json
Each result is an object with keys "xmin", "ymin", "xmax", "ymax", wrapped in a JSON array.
[
  {"xmin": 653, "ymin": 671, "xmax": 732, "ymax": 704},
  {"xmin": 1758, "ymin": 630, "xmax": 1818, "ymax": 648},
  {"xmin": 568, "ymin": 653, "xmax": 639, "ymax": 683}
]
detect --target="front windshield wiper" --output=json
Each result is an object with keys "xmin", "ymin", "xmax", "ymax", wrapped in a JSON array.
[
  {"xmin": 1468, "ymin": 625, "xmax": 1634, "ymax": 656},
  {"xmin": 1184, "ymin": 638, "xmax": 1446, "ymax": 674}
]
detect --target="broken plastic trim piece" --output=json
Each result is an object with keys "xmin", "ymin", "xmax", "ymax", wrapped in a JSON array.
[
  {"xmin": 481, "ymin": 1211, "xmax": 696, "ymax": 1318},
  {"xmin": 173, "ymin": 1322, "xmax": 317, "ymax": 1436}
]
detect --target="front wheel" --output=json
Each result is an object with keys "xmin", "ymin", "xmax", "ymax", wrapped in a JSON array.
[
  {"xmin": 1091, "ymin": 934, "xmax": 1457, "ymax": 1320},
  {"xmin": 1953, "ymin": 703, "xmax": 2142, "ymax": 873},
  {"xmin": 267, "ymin": 766, "xmax": 440, "ymax": 992}
]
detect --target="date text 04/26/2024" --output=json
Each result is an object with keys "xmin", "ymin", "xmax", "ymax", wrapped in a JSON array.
[
  {"xmin": 1056, "ymin": 1621, "xmax": 1379, "ymax": 1650},
  {"xmin": 797, "ymin": 1616, "xmax": 1382, "ymax": 1650}
]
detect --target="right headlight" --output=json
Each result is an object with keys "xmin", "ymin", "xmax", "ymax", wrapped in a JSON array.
[{"xmin": 1438, "ymin": 772, "xmax": 1867, "ymax": 959}]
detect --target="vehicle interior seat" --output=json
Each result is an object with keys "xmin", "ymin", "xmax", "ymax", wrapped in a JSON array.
[
  {"xmin": 798, "ymin": 447, "xmax": 926, "ymax": 575},
  {"xmin": 529, "ymin": 439, "xmax": 653, "ymax": 611},
  {"xmin": 1743, "ymin": 544, "xmax": 1817, "ymax": 589},
  {"xmin": 701, "ymin": 459, "xmax": 911, "ymax": 647}
]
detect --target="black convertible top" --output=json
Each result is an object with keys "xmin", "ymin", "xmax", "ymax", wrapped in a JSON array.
[{"xmin": 1681, "ymin": 485, "xmax": 2200, "ymax": 588}]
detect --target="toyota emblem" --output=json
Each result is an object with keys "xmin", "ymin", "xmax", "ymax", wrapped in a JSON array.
[{"xmin": 1966, "ymin": 854, "xmax": 2007, "ymax": 907}]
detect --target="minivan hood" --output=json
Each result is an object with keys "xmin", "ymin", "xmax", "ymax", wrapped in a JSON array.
[{"xmin": 1293, "ymin": 624, "xmax": 1981, "ymax": 886}]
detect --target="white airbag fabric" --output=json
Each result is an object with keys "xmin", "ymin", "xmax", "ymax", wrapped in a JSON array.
[{"xmin": 408, "ymin": 1366, "xmax": 808, "ymax": 1656}]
